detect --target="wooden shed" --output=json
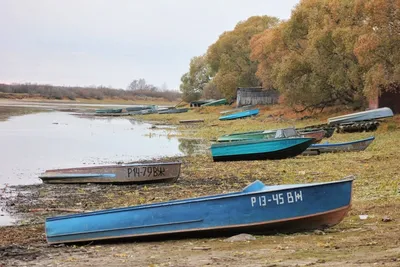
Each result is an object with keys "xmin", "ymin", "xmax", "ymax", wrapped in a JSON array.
[{"xmin": 236, "ymin": 87, "xmax": 279, "ymax": 107}]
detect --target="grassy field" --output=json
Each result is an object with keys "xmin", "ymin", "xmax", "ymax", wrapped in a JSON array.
[{"xmin": 1, "ymin": 104, "xmax": 400, "ymax": 266}]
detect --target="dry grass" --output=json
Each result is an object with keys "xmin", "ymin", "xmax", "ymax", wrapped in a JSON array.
[{"xmin": 2, "ymin": 105, "xmax": 400, "ymax": 266}]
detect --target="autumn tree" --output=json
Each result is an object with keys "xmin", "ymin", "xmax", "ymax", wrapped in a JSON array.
[
  {"xmin": 251, "ymin": 0, "xmax": 368, "ymax": 111},
  {"xmin": 180, "ymin": 55, "xmax": 213, "ymax": 102},
  {"xmin": 207, "ymin": 16, "xmax": 279, "ymax": 100},
  {"xmin": 354, "ymin": 0, "xmax": 400, "ymax": 98}
]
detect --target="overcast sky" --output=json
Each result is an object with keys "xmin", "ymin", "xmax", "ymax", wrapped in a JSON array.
[{"xmin": 0, "ymin": 0, "xmax": 299, "ymax": 90}]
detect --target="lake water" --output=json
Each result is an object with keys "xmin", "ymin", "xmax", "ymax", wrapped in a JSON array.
[{"xmin": 0, "ymin": 111, "xmax": 200, "ymax": 225}]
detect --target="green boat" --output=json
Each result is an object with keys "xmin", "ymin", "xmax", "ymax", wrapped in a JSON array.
[
  {"xmin": 202, "ymin": 99, "xmax": 227, "ymax": 106},
  {"xmin": 95, "ymin": 108, "xmax": 123, "ymax": 114},
  {"xmin": 217, "ymin": 128, "xmax": 298, "ymax": 142}
]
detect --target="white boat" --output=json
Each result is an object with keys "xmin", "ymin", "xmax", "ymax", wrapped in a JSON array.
[{"xmin": 328, "ymin": 107, "xmax": 393, "ymax": 125}]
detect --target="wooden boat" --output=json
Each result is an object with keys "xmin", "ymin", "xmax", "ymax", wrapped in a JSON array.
[
  {"xmin": 158, "ymin": 108, "xmax": 189, "ymax": 114},
  {"xmin": 39, "ymin": 162, "xmax": 181, "ymax": 184},
  {"xmin": 45, "ymin": 177, "xmax": 353, "ymax": 244},
  {"xmin": 217, "ymin": 128, "xmax": 298, "ymax": 142},
  {"xmin": 217, "ymin": 128, "xmax": 323, "ymax": 143},
  {"xmin": 179, "ymin": 119, "xmax": 205, "ymax": 124},
  {"xmin": 219, "ymin": 109, "xmax": 259, "ymax": 121},
  {"xmin": 211, "ymin": 137, "xmax": 314, "ymax": 162},
  {"xmin": 328, "ymin": 107, "xmax": 393, "ymax": 125},
  {"xmin": 298, "ymin": 129, "xmax": 326, "ymax": 143},
  {"xmin": 220, "ymin": 105, "xmax": 255, "ymax": 114},
  {"xmin": 299, "ymin": 127, "xmax": 335, "ymax": 138},
  {"xmin": 303, "ymin": 136, "xmax": 375, "ymax": 155},
  {"xmin": 190, "ymin": 100, "xmax": 213, "ymax": 107},
  {"xmin": 95, "ymin": 108, "xmax": 122, "ymax": 114},
  {"xmin": 93, "ymin": 112, "xmax": 132, "ymax": 117},
  {"xmin": 126, "ymin": 106, "xmax": 153, "ymax": 112},
  {"xmin": 130, "ymin": 108, "xmax": 159, "ymax": 115},
  {"xmin": 202, "ymin": 99, "xmax": 227, "ymax": 106}
]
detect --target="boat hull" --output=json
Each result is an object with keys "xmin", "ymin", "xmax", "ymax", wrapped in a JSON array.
[
  {"xmin": 45, "ymin": 179, "xmax": 353, "ymax": 244},
  {"xmin": 202, "ymin": 99, "xmax": 227, "ymax": 106},
  {"xmin": 303, "ymin": 137, "xmax": 375, "ymax": 155},
  {"xmin": 126, "ymin": 106, "xmax": 153, "ymax": 112},
  {"xmin": 179, "ymin": 119, "xmax": 205, "ymax": 124},
  {"xmin": 328, "ymin": 107, "xmax": 394, "ymax": 125},
  {"xmin": 211, "ymin": 138, "xmax": 314, "ymax": 162},
  {"xmin": 95, "ymin": 109, "xmax": 122, "ymax": 114},
  {"xmin": 158, "ymin": 108, "xmax": 189, "ymax": 114},
  {"xmin": 219, "ymin": 109, "xmax": 259, "ymax": 121},
  {"xmin": 39, "ymin": 162, "xmax": 181, "ymax": 184},
  {"xmin": 299, "ymin": 129, "xmax": 326, "ymax": 143}
]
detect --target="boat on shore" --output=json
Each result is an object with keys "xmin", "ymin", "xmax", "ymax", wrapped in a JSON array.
[
  {"xmin": 328, "ymin": 107, "xmax": 394, "ymax": 125},
  {"xmin": 211, "ymin": 137, "xmax": 314, "ymax": 162},
  {"xmin": 202, "ymin": 99, "xmax": 227, "ymax": 107},
  {"xmin": 39, "ymin": 162, "xmax": 181, "ymax": 184},
  {"xmin": 219, "ymin": 109, "xmax": 259, "ymax": 121},
  {"xmin": 298, "ymin": 127, "xmax": 335, "ymax": 138},
  {"xmin": 45, "ymin": 178, "xmax": 353, "ymax": 244},
  {"xmin": 217, "ymin": 128, "xmax": 295, "ymax": 142},
  {"xmin": 217, "ymin": 128, "xmax": 324, "ymax": 143},
  {"xmin": 179, "ymin": 119, "xmax": 205, "ymax": 124},
  {"xmin": 126, "ymin": 106, "xmax": 154, "ymax": 112},
  {"xmin": 130, "ymin": 108, "xmax": 159, "ymax": 115},
  {"xmin": 303, "ymin": 137, "xmax": 375, "ymax": 155},
  {"xmin": 95, "ymin": 108, "xmax": 122, "ymax": 114},
  {"xmin": 220, "ymin": 105, "xmax": 255, "ymax": 115},
  {"xmin": 190, "ymin": 100, "xmax": 213, "ymax": 107},
  {"xmin": 158, "ymin": 108, "xmax": 189, "ymax": 114},
  {"xmin": 297, "ymin": 129, "xmax": 326, "ymax": 143}
]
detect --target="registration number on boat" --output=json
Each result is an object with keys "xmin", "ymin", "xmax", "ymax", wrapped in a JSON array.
[
  {"xmin": 250, "ymin": 191, "xmax": 303, "ymax": 207},
  {"xmin": 127, "ymin": 166, "xmax": 166, "ymax": 177}
]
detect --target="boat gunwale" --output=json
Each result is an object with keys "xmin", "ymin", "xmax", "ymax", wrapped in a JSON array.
[
  {"xmin": 41, "ymin": 161, "xmax": 182, "ymax": 173},
  {"xmin": 46, "ymin": 178, "xmax": 354, "ymax": 222},
  {"xmin": 211, "ymin": 137, "xmax": 314, "ymax": 148}
]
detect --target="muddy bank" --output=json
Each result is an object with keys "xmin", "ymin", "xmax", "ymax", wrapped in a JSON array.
[
  {"xmin": 1, "ymin": 104, "xmax": 400, "ymax": 266},
  {"xmin": 2, "ymin": 151, "xmax": 400, "ymax": 266}
]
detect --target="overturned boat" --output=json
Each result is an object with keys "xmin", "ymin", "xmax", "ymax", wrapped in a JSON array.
[
  {"xmin": 45, "ymin": 178, "xmax": 353, "ymax": 244},
  {"xmin": 219, "ymin": 109, "xmax": 260, "ymax": 121},
  {"xmin": 39, "ymin": 162, "xmax": 181, "ymax": 184}
]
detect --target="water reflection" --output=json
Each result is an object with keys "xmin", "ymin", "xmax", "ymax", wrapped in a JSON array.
[
  {"xmin": 0, "ymin": 112, "xmax": 184, "ymax": 187},
  {"xmin": 178, "ymin": 138, "xmax": 210, "ymax": 156}
]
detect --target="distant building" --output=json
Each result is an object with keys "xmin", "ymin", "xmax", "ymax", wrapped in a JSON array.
[
  {"xmin": 369, "ymin": 90, "xmax": 400, "ymax": 114},
  {"xmin": 236, "ymin": 87, "xmax": 279, "ymax": 107}
]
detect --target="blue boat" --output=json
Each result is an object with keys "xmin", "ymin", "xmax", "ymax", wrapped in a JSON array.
[
  {"xmin": 303, "ymin": 136, "xmax": 375, "ymax": 155},
  {"xmin": 219, "ymin": 109, "xmax": 259, "ymax": 121},
  {"xmin": 211, "ymin": 137, "xmax": 314, "ymax": 162},
  {"xmin": 45, "ymin": 178, "xmax": 353, "ymax": 244}
]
